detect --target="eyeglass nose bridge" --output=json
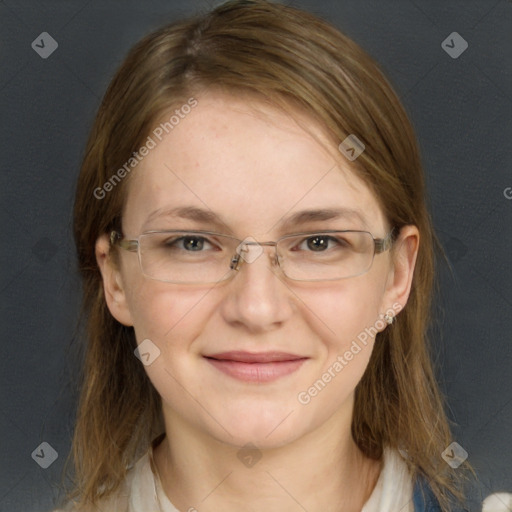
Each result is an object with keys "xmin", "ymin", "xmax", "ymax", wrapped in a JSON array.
[{"xmin": 229, "ymin": 239, "xmax": 279, "ymax": 272}]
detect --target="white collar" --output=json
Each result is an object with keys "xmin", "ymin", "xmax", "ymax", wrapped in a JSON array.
[{"xmin": 125, "ymin": 439, "xmax": 413, "ymax": 512}]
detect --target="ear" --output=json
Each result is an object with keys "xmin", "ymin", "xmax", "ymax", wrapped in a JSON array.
[
  {"xmin": 95, "ymin": 233, "xmax": 134, "ymax": 327},
  {"xmin": 380, "ymin": 225, "xmax": 420, "ymax": 318}
]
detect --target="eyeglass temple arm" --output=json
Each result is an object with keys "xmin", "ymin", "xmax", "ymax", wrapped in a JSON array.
[
  {"xmin": 110, "ymin": 231, "xmax": 138, "ymax": 252},
  {"xmin": 374, "ymin": 228, "xmax": 397, "ymax": 253}
]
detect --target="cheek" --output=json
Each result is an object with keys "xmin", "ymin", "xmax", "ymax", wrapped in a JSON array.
[
  {"xmin": 294, "ymin": 279, "xmax": 385, "ymax": 414},
  {"xmin": 126, "ymin": 278, "xmax": 211, "ymax": 344},
  {"xmin": 298, "ymin": 274, "xmax": 385, "ymax": 348},
  {"xmin": 124, "ymin": 280, "xmax": 212, "ymax": 397}
]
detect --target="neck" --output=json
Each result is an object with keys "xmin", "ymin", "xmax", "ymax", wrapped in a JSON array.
[{"xmin": 153, "ymin": 406, "xmax": 382, "ymax": 512}]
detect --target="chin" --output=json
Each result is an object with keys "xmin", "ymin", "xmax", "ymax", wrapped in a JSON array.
[{"xmin": 204, "ymin": 401, "xmax": 310, "ymax": 450}]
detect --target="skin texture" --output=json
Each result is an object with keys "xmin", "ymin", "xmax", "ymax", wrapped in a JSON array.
[{"xmin": 95, "ymin": 91, "xmax": 419, "ymax": 512}]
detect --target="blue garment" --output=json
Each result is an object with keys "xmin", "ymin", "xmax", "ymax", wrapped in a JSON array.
[
  {"xmin": 412, "ymin": 476, "xmax": 442, "ymax": 511},
  {"xmin": 412, "ymin": 476, "xmax": 467, "ymax": 512}
]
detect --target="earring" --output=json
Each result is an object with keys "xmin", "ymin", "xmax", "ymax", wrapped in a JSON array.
[{"xmin": 383, "ymin": 313, "xmax": 394, "ymax": 325}]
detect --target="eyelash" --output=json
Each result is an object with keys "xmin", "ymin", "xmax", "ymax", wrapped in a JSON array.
[{"xmin": 162, "ymin": 234, "xmax": 349, "ymax": 252}]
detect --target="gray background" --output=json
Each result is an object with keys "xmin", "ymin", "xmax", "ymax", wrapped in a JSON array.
[{"xmin": 0, "ymin": 1, "xmax": 511, "ymax": 511}]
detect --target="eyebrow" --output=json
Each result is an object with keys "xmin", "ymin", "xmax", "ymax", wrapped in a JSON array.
[
  {"xmin": 142, "ymin": 206, "xmax": 229, "ymax": 232},
  {"xmin": 279, "ymin": 207, "xmax": 369, "ymax": 230},
  {"xmin": 142, "ymin": 205, "xmax": 369, "ymax": 232}
]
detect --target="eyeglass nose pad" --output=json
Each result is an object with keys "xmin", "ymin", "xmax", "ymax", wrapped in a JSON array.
[
  {"xmin": 230, "ymin": 253, "xmax": 242, "ymax": 271},
  {"xmin": 229, "ymin": 245, "xmax": 278, "ymax": 272}
]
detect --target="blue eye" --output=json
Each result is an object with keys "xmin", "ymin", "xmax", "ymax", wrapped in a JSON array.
[{"xmin": 163, "ymin": 235, "xmax": 214, "ymax": 251}]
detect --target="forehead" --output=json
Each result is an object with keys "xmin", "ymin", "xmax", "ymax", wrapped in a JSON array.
[{"xmin": 122, "ymin": 92, "xmax": 385, "ymax": 237}]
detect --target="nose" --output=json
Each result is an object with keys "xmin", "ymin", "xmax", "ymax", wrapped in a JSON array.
[{"xmin": 219, "ymin": 242, "xmax": 294, "ymax": 333}]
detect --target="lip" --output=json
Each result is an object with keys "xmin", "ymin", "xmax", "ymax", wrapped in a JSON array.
[{"xmin": 204, "ymin": 351, "xmax": 308, "ymax": 382}]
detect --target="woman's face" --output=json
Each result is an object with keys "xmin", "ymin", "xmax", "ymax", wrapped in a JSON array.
[{"xmin": 97, "ymin": 91, "xmax": 416, "ymax": 449}]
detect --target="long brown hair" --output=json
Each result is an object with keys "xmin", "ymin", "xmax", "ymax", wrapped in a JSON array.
[{"xmin": 62, "ymin": 1, "xmax": 476, "ymax": 509}]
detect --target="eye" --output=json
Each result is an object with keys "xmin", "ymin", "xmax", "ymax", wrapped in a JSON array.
[
  {"xmin": 296, "ymin": 234, "xmax": 349, "ymax": 252},
  {"xmin": 163, "ymin": 235, "xmax": 216, "ymax": 251}
]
